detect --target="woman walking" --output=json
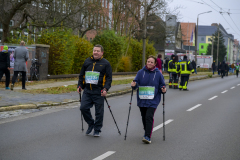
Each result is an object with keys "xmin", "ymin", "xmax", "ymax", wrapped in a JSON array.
[{"xmin": 131, "ymin": 55, "xmax": 166, "ymax": 144}]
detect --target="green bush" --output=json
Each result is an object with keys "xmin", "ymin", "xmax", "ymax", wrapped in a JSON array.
[
  {"xmin": 117, "ymin": 56, "xmax": 132, "ymax": 72},
  {"xmin": 72, "ymin": 37, "xmax": 93, "ymax": 74},
  {"xmin": 92, "ymin": 30, "xmax": 126, "ymax": 72},
  {"xmin": 129, "ymin": 39, "xmax": 156, "ymax": 71},
  {"xmin": 38, "ymin": 28, "xmax": 92, "ymax": 75}
]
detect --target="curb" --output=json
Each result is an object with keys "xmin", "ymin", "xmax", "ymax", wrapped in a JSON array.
[{"xmin": 0, "ymin": 74, "xmax": 219, "ymax": 112}]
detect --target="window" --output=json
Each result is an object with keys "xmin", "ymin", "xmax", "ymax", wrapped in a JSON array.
[
  {"xmin": 201, "ymin": 37, "xmax": 204, "ymax": 41},
  {"xmin": 102, "ymin": 0, "xmax": 104, "ymax": 7},
  {"xmin": 201, "ymin": 45, "xmax": 204, "ymax": 49},
  {"xmin": 208, "ymin": 38, "xmax": 211, "ymax": 41},
  {"xmin": 9, "ymin": 20, "xmax": 14, "ymax": 27},
  {"xmin": 90, "ymin": 38, "xmax": 92, "ymax": 41}
]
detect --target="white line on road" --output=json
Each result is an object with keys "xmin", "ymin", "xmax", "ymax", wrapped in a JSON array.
[
  {"xmin": 230, "ymin": 87, "xmax": 235, "ymax": 89},
  {"xmin": 221, "ymin": 90, "xmax": 228, "ymax": 93},
  {"xmin": 152, "ymin": 119, "xmax": 174, "ymax": 132},
  {"xmin": 237, "ymin": 84, "xmax": 240, "ymax": 86},
  {"xmin": 208, "ymin": 96, "xmax": 218, "ymax": 100},
  {"xmin": 93, "ymin": 151, "xmax": 116, "ymax": 160},
  {"xmin": 187, "ymin": 104, "xmax": 202, "ymax": 111}
]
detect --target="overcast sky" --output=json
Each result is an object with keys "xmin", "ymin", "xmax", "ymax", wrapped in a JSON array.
[{"xmin": 169, "ymin": 0, "xmax": 240, "ymax": 40}]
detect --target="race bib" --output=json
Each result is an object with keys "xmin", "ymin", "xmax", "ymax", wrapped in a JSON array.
[
  {"xmin": 85, "ymin": 71, "xmax": 100, "ymax": 84},
  {"xmin": 139, "ymin": 86, "xmax": 155, "ymax": 99}
]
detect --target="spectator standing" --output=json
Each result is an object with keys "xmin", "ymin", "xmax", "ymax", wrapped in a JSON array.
[
  {"xmin": 11, "ymin": 41, "xmax": 29, "ymax": 90},
  {"xmin": 77, "ymin": 44, "xmax": 112, "ymax": 137},
  {"xmin": 191, "ymin": 59, "xmax": 197, "ymax": 74},
  {"xmin": 156, "ymin": 54, "xmax": 162, "ymax": 73},
  {"xmin": 212, "ymin": 60, "xmax": 216, "ymax": 75},
  {"xmin": 231, "ymin": 63, "xmax": 235, "ymax": 73},
  {"xmin": 218, "ymin": 62, "xmax": 221, "ymax": 75},
  {"xmin": 0, "ymin": 46, "xmax": 10, "ymax": 89},
  {"xmin": 219, "ymin": 61, "xmax": 226, "ymax": 78},
  {"xmin": 235, "ymin": 63, "xmax": 239, "ymax": 78},
  {"xmin": 164, "ymin": 57, "xmax": 169, "ymax": 73}
]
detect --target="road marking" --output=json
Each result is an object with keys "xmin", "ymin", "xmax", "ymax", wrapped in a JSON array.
[
  {"xmin": 208, "ymin": 96, "xmax": 218, "ymax": 100},
  {"xmin": 238, "ymin": 84, "xmax": 240, "ymax": 86},
  {"xmin": 93, "ymin": 151, "xmax": 116, "ymax": 160},
  {"xmin": 187, "ymin": 104, "xmax": 202, "ymax": 111},
  {"xmin": 153, "ymin": 119, "xmax": 174, "ymax": 132},
  {"xmin": 221, "ymin": 90, "xmax": 228, "ymax": 93},
  {"xmin": 230, "ymin": 87, "xmax": 235, "ymax": 89}
]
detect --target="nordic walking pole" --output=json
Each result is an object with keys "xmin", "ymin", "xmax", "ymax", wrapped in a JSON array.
[
  {"xmin": 104, "ymin": 96, "xmax": 121, "ymax": 135},
  {"xmin": 79, "ymin": 92, "xmax": 84, "ymax": 132},
  {"xmin": 124, "ymin": 80, "xmax": 135, "ymax": 140},
  {"xmin": 162, "ymin": 86, "xmax": 166, "ymax": 141}
]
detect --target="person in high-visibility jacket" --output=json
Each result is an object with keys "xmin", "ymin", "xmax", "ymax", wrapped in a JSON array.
[
  {"xmin": 171, "ymin": 56, "xmax": 180, "ymax": 89},
  {"xmin": 168, "ymin": 55, "xmax": 175, "ymax": 88},
  {"xmin": 178, "ymin": 55, "xmax": 194, "ymax": 91}
]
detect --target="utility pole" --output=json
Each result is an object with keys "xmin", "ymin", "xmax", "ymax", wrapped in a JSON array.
[
  {"xmin": 217, "ymin": 24, "xmax": 220, "ymax": 65},
  {"xmin": 211, "ymin": 38, "xmax": 214, "ymax": 58},
  {"xmin": 195, "ymin": 17, "xmax": 198, "ymax": 64},
  {"xmin": 142, "ymin": 0, "xmax": 147, "ymax": 68}
]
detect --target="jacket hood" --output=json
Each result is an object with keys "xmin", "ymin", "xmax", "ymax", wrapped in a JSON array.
[{"xmin": 143, "ymin": 66, "xmax": 158, "ymax": 72}]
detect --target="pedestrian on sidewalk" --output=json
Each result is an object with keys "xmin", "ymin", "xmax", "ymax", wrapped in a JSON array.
[
  {"xmin": 218, "ymin": 62, "xmax": 221, "ymax": 75},
  {"xmin": 156, "ymin": 54, "xmax": 162, "ymax": 73},
  {"xmin": 178, "ymin": 55, "xmax": 194, "ymax": 91},
  {"xmin": 191, "ymin": 59, "xmax": 197, "ymax": 74},
  {"xmin": 11, "ymin": 41, "xmax": 29, "ymax": 90},
  {"xmin": 219, "ymin": 61, "xmax": 226, "ymax": 78},
  {"xmin": 77, "ymin": 44, "xmax": 112, "ymax": 137},
  {"xmin": 231, "ymin": 63, "xmax": 235, "ymax": 74},
  {"xmin": 168, "ymin": 55, "xmax": 175, "ymax": 88},
  {"xmin": 225, "ymin": 62, "xmax": 229, "ymax": 77},
  {"xmin": 235, "ymin": 63, "xmax": 239, "ymax": 78},
  {"xmin": 212, "ymin": 60, "xmax": 216, "ymax": 75},
  {"xmin": 131, "ymin": 55, "xmax": 166, "ymax": 144},
  {"xmin": 0, "ymin": 46, "xmax": 10, "ymax": 89}
]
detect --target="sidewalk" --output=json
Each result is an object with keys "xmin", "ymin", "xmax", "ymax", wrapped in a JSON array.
[{"xmin": 0, "ymin": 74, "xmax": 218, "ymax": 111}]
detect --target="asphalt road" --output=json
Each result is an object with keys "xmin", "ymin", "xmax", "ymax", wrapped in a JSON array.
[{"xmin": 0, "ymin": 75, "xmax": 240, "ymax": 160}]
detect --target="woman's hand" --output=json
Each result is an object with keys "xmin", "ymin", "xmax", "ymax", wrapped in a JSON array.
[
  {"xmin": 131, "ymin": 81, "xmax": 136, "ymax": 87},
  {"xmin": 161, "ymin": 87, "xmax": 167, "ymax": 93}
]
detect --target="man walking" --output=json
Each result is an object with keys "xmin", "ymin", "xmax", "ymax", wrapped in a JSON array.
[
  {"xmin": 191, "ymin": 59, "xmax": 197, "ymax": 74},
  {"xmin": 219, "ymin": 61, "xmax": 226, "ymax": 78},
  {"xmin": 11, "ymin": 41, "xmax": 29, "ymax": 90},
  {"xmin": 0, "ymin": 46, "xmax": 10, "ymax": 89},
  {"xmin": 77, "ymin": 44, "xmax": 112, "ymax": 137},
  {"xmin": 178, "ymin": 55, "xmax": 194, "ymax": 91},
  {"xmin": 235, "ymin": 63, "xmax": 239, "ymax": 78},
  {"xmin": 212, "ymin": 60, "xmax": 216, "ymax": 75}
]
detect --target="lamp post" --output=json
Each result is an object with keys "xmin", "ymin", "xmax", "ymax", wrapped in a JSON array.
[{"xmin": 195, "ymin": 11, "xmax": 212, "ymax": 65}]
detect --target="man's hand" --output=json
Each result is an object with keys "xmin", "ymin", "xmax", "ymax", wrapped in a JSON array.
[
  {"xmin": 131, "ymin": 81, "xmax": 136, "ymax": 87},
  {"xmin": 7, "ymin": 67, "xmax": 10, "ymax": 70},
  {"xmin": 161, "ymin": 87, "xmax": 167, "ymax": 93},
  {"xmin": 101, "ymin": 89, "xmax": 107, "ymax": 97},
  {"xmin": 77, "ymin": 87, "xmax": 82, "ymax": 93}
]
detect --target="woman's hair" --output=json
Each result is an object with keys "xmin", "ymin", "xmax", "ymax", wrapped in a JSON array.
[
  {"xmin": 147, "ymin": 55, "xmax": 157, "ymax": 63},
  {"xmin": 157, "ymin": 54, "xmax": 162, "ymax": 58}
]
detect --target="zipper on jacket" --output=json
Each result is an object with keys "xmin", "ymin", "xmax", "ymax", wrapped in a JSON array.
[{"xmin": 90, "ymin": 62, "xmax": 96, "ymax": 90}]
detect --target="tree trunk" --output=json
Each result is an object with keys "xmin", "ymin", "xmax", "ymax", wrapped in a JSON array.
[{"xmin": 2, "ymin": 23, "xmax": 10, "ymax": 43}]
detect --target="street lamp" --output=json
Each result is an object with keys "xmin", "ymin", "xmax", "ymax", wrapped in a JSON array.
[{"xmin": 195, "ymin": 11, "xmax": 212, "ymax": 65}]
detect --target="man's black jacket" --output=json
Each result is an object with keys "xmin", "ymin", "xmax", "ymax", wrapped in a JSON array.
[
  {"xmin": 78, "ymin": 56, "xmax": 112, "ymax": 94},
  {"xmin": 0, "ymin": 51, "xmax": 10, "ymax": 70}
]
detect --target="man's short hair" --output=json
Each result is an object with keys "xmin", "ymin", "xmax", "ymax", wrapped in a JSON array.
[
  {"xmin": 184, "ymin": 55, "xmax": 187, "ymax": 59},
  {"xmin": 20, "ymin": 41, "xmax": 25, "ymax": 46},
  {"xmin": 94, "ymin": 44, "xmax": 104, "ymax": 52}
]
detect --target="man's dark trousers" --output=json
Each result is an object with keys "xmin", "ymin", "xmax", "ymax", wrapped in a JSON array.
[
  {"xmin": 80, "ymin": 91, "xmax": 104, "ymax": 132},
  {"xmin": 12, "ymin": 71, "xmax": 26, "ymax": 88},
  {"xmin": 0, "ymin": 68, "xmax": 10, "ymax": 87}
]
